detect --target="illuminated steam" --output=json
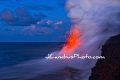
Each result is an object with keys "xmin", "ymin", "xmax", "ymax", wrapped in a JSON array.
[{"xmin": 65, "ymin": 0, "xmax": 120, "ymax": 79}]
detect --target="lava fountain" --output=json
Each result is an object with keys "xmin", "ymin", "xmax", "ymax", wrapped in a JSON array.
[{"xmin": 59, "ymin": 24, "xmax": 83, "ymax": 56}]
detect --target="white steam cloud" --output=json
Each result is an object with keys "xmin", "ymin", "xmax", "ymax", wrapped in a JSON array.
[{"xmin": 65, "ymin": 0, "xmax": 120, "ymax": 79}]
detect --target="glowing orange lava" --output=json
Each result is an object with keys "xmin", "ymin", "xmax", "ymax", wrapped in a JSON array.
[{"xmin": 60, "ymin": 25, "xmax": 83, "ymax": 56}]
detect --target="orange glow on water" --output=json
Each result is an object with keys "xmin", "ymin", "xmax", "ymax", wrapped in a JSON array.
[{"xmin": 60, "ymin": 25, "xmax": 83, "ymax": 56}]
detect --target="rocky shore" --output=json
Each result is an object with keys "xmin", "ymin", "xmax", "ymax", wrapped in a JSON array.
[{"xmin": 89, "ymin": 34, "xmax": 120, "ymax": 80}]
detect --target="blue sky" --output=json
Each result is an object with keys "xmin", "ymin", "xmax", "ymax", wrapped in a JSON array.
[{"xmin": 0, "ymin": 0, "xmax": 71, "ymax": 42}]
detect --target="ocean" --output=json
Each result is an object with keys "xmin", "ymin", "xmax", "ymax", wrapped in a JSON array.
[
  {"xmin": 0, "ymin": 42, "xmax": 81, "ymax": 80},
  {"xmin": 0, "ymin": 42, "xmax": 64, "ymax": 68}
]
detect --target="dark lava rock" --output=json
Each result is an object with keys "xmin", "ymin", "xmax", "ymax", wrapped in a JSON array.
[
  {"xmin": 89, "ymin": 34, "xmax": 120, "ymax": 80},
  {"xmin": 105, "ymin": 34, "xmax": 120, "ymax": 45}
]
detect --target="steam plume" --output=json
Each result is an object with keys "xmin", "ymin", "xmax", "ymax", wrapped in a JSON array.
[{"xmin": 65, "ymin": 0, "xmax": 120, "ymax": 79}]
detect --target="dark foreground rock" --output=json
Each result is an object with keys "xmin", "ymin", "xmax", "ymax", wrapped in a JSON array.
[{"xmin": 89, "ymin": 34, "xmax": 120, "ymax": 80}]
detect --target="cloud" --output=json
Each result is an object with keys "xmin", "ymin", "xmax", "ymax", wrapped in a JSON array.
[
  {"xmin": 0, "ymin": 8, "xmax": 47, "ymax": 26},
  {"xmin": 36, "ymin": 20, "xmax": 52, "ymax": 27},
  {"xmin": 46, "ymin": 20, "xmax": 52, "ymax": 25},
  {"xmin": 1, "ymin": 9, "xmax": 19, "ymax": 22},
  {"xmin": 37, "ymin": 20, "xmax": 44, "ymax": 25},
  {"xmin": 21, "ymin": 20, "xmax": 53, "ymax": 35},
  {"xmin": 22, "ymin": 20, "xmax": 72, "ymax": 37},
  {"xmin": 55, "ymin": 21, "xmax": 63, "ymax": 25},
  {"xmin": 34, "ymin": 13, "xmax": 47, "ymax": 19},
  {"xmin": 22, "ymin": 25, "xmax": 51, "ymax": 35}
]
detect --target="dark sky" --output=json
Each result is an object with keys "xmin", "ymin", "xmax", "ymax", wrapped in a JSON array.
[{"xmin": 0, "ymin": 0, "xmax": 71, "ymax": 42}]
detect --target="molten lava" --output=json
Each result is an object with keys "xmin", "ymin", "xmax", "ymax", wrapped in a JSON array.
[{"xmin": 60, "ymin": 25, "xmax": 83, "ymax": 56}]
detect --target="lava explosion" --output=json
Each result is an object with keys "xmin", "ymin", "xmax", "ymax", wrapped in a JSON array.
[{"xmin": 59, "ymin": 25, "xmax": 83, "ymax": 56}]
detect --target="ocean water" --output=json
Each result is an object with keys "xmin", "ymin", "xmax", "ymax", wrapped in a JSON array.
[
  {"xmin": 0, "ymin": 42, "xmax": 64, "ymax": 68},
  {"xmin": 0, "ymin": 42, "xmax": 81, "ymax": 80}
]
